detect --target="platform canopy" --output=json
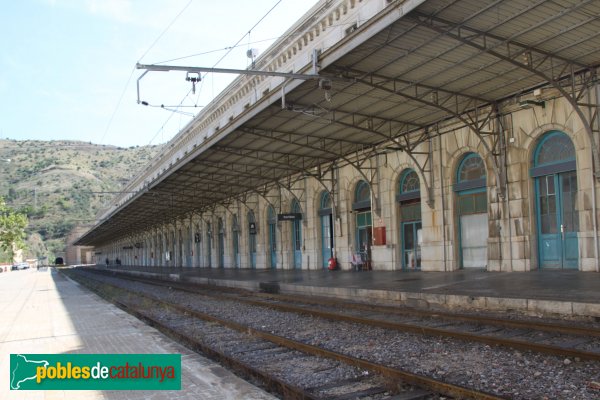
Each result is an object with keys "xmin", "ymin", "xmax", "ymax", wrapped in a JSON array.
[{"xmin": 76, "ymin": 0, "xmax": 600, "ymax": 246}]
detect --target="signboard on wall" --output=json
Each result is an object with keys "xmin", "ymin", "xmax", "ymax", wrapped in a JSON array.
[
  {"xmin": 277, "ymin": 213, "xmax": 302, "ymax": 221},
  {"xmin": 249, "ymin": 222, "xmax": 257, "ymax": 235}
]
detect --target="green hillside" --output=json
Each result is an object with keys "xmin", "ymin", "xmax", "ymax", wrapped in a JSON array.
[{"xmin": 0, "ymin": 139, "xmax": 163, "ymax": 261}]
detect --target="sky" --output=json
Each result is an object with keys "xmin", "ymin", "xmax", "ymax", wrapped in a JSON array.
[{"xmin": 0, "ymin": 0, "xmax": 318, "ymax": 148}]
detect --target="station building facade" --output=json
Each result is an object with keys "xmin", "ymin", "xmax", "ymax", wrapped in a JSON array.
[{"xmin": 98, "ymin": 94, "xmax": 599, "ymax": 273}]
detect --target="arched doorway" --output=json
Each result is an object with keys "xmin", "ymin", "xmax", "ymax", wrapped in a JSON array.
[
  {"xmin": 319, "ymin": 191, "xmax": 334, "ymax": 269},
  {"xmin": 353, "ymin": 180, "xmax": 372, "ymax": 265},
  {"xmin": 397, "ymin": 169, "xmax": 422, "ymax": 270},
  {"xmin": 455, "ymin": 153, "xmax": 488, "ymax": 269},
  {"xmin": 194, "ymin": 224, "xmax": 201, "ymax": 267},
  {"xmin": 232, "ymin": 215, "xmax": 240, "ymax": 268},
  {"xmin": 531, "ymin": 131, "xmax": 578, "ymax": 269},
  {"xmin": 217, "ymin": 218, "xmax": 225, "ymax": 268},
  {"xmin": 206, "ymin": 222, "xmax": 212, "ymax": 268},
  {"xmin": 291, "ymin": 199, "xmax": 302, "ymax": 269},
  {"xmin": 247, "ymin": 211, "xmax": 257, "ymax": 269},
  {"xmin": 267, "ymin": 205, "xmax": 277, "ymax": 269}
]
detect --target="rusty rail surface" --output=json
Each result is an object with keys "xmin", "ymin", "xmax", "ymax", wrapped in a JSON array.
[
  {"xmin": 88, "ymin": 268, "xmax": 600, "ymax": 362},
  {"xmin": 67, "ymin": 269, "xmax": 506, "ymax": 400}
]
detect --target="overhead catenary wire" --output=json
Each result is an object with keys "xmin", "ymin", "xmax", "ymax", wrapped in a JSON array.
[
  {"xmin": 142, "ymin": 0, "xmax": 287, "ymax": 135},
  {"xmin": 99, "ymin": 0, "xmax": 195, "ymax": 145}
]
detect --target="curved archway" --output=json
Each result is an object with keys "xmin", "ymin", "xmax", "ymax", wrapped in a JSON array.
[
  {"xmin": 247, "ymin": 210, "xmax": 257, "ymax": 269},
  {"xmin": 319, "ymin": 191, "xmax": 334, "ymax": 269},
  {"xmin": 291, "ymin": 199, "xmax": 302, "ymax": 269},
  {"xmin": 397, "ymin": 169, "xmax": 422, "ymax": 270},
  {"xmin": 455, "ymin": 153, "xmax": 488, "ymax": 269},
  {"xmin": 267, "ymin": 205, "xmax": 277, "ymax": 269},
  {"xmin": 353, "ymin": 180, "xmax": 372, "ymax": 267},
  {"xmin": 531, "ymin": 131, "xmax": 578, "ymax": 269},
  {"xmin": 205, "ymin": 221, "xmax": 212, "ymax": 268},
  {"xmin": 232, "ymin": 215, "xmax": 240, "ymax": 268}
]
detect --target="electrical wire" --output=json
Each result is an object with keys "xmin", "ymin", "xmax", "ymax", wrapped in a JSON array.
[
  {"xmin": 137, "ymin": 0, "xmax": 194, "ymax": 63},
  {"xmin": 99, "ymin": 0, "xmax": 194, "ymax": 145},
  {"xmin": 98, "ymin": 66, "xmax": 136, "ymax": 145},
  {"xmin": 194, "ymin": 0, "xmax": 283, "ymax": 105},
  {"xmin": 146, "ymin": 0, "xmax": 287, "ymax": 143}
]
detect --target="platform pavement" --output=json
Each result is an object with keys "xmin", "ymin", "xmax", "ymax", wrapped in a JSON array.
[
  {"xmin": 96, "ymin": 265, "xmax": 600, "ymax": 318},
  {"xmin": 0, "ymin": 267, "xmax": 276, "ymax": 400}
]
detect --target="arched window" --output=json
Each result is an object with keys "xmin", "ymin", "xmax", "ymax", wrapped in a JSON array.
[
  {"xmin": 267, "ymin": 205, "xmax": 277, "ymax": 269},
  {"xmin": 353, "ymin": 180, "xmax": 371, "ymax": 210},
  {"xmin": 457, "ymin": 153, "xmax": 486, "ymax": 185},
  {"xmin": 353, "ymin": 180, "xmax": 372, "ymax": 265},
  {"xmin": 320, "ymin": 191, "xmax": 331, "ymax": 210},
  {"xmin": 401, "ymin": 169, "xmax": 420, "ymax": 193},
  {"xmin": 532, "ymin": 131, "xmax": 576, "ymax": 171},
  {"xmin": 455, "ymin": 153, "xmax": 488, "ymax": 269},
  {"xmin": 291, "ymin": 199, "xmax": 302, "ymax": 269},
  {"xmin": 319, "ymin": 191, "xmax": 333, "ymax": 268},
  {"xmin": 397, "ymin": 169, "xmax": 422, "ymax": 270},
  {"xmin": 247, "ymin": 210, "xmax": 256, "ymax": 268},
  {"xmin": 531, "ymin": 131, "xmax": 578, "ymax": 269},
  {"xmin": 232, "ymin": 214, "xmax": 240, "ymax": 268},
  {"xmin": 397, "ymin": 169, "xmax": 420, "ymax": 202}
]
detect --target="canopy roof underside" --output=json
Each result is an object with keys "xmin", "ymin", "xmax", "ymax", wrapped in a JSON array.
[{"xmin": 77, "ymin": 0, "xmax": 600, "ymax": 246}]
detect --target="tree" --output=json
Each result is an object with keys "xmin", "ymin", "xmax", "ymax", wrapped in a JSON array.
[{"xmin": 0, "ymin": 197, "xmax": 28, "ymax": 261}]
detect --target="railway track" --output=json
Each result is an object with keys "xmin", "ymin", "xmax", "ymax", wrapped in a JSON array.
[
  {"xmin": 63, "ymin": 268, "xmax": 507, "ymax": 400},
  {"xmin": 84, "ymin": 267, "xmax": 600, "ymax": 362}
]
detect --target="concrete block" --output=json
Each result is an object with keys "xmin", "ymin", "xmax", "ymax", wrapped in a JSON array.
[
  {"xmin": 527, "ymin": 299, "xmax": 573, "ymax": 316},
  {"xmin": 446, "ymin": 294, "xmax": 487, "ymax": 309},
  {"xmin": 485, "ymin": 296, "xmax": 528, "ymax": 312},
  {"xmin": 572, "ymin": 302, "xmax": 600, "ymax": 317}
]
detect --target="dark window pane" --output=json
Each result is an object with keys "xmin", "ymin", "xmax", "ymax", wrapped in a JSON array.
[
  {"xmin": 547, "ymin": 175, "xmax": 555, "ymax": 195},
  {"xmin": 458, "ymin": 154, "xmax": 486, "ymax": 182},
  {"xmin": 548, "ymin": 195, "xmax": 556, "ymax": 214},
  {"xmin": 535, "ymin": 133, "xmax": 575, "ymax": 166},
  {"xmin": 401, "ymin": 170, "xmax": 420, "ymax": 193}
]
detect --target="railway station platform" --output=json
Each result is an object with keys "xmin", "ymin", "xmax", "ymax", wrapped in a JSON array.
[
  {"xmin": 90, "ymin": 265, "xmax": 600, "ymax": 319},
  {"xmin": 0, "ymin": 267, "xmax": 276, "ymax": 400}
]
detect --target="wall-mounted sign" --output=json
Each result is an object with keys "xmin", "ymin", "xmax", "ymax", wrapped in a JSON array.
[
  {"xmin": 278, "ymin": 213, "xmax": 302, "ymax": 221},
  {"xmin": 122, "ymin": 246, "xmax": 133, "ymax": 250},
  {"xmin": 194, "ymin": 233, "xmax": 201, "ymax": 243},
  {"xmin": 249, "ymin": 222, "xmax": 257, "ymax": 235}
]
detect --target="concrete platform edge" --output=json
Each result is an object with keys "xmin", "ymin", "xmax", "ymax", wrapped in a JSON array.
[{"xmin": 98, "ymin": 268, "xmax": 600, "ymax": 318}]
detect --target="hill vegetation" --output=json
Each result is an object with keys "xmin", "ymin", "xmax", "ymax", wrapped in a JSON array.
[{"xmin": 0, "ymin": 139, "xmax": 163, "ymax": 262}]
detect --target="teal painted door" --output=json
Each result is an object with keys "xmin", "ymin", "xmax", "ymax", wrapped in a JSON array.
[
  {"xmin": 321, "ymin": 214, "xmax": 333, "ymax": 268},
  {"xmin": 356, "ymin": 211, "xmax": 372, "ymax": 264},
  {"xmin": 402, "ymin": 221, "xmax": 422, "ymax": 270},
  {"xmin": 536, "ymin": 172, "xmax": 578, "ymax": 269},
  {"xmin": 249, "ymin": 233, "xmax": 256, "ymax": 269},
  {"xmin": 206, "ymin": 236, "xmax": 212, "ymax": 268},
  {"xmin": 218, "ymin": 231, "xmax": 224, "ymax": 268},
  {"xmin": 269, "ymin": 222, "xmax": 277, "ymax": 269},
  {"xmin": 206, "ymin": 223, "xmax": 212, "ymax": 268},
  {"xmin": 292, "ymin": 219, "xmax": 302, "ymax": 269},
  {"xmin": 233, "ymin": 231, "xmax": 240, "ymax": 268}
]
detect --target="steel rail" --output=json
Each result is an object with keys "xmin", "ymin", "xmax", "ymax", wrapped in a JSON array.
[
  {"xmin": 96, "ymin": 267, "xmax": 599, "ymax": 337},
  {"xmin": 68, "ymin": 269, "xmax": 505, "ymax": 400},
  {"xmin": 65, "ymin": 272, "xmax": 318, "ymax": 400},
  {"xmin": 88, "ymin": 268, "xmax": 600, "ymax": 362}
]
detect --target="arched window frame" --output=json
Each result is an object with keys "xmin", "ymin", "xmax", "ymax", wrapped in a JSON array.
[
  {"xmin": 454, "ymin": 153, "xmax": 487, "ymax": 192},
  {"xmin": 319, "ymin": 191, "xmax": 332, "ymax": 216},
  {"xmin": 531, "ymin": 131, "xmax": 576, "ymax": 177},
  {"xmin": 353, "ymin": 180, "xmax": 371, "ymax": 210},
  {"xmin": 267, "ymin": 205, "xmax": 276, "ymax": 223},
  {"xmin": 396, "ymin": 169, "xmax": 421, "ymax": 202}
]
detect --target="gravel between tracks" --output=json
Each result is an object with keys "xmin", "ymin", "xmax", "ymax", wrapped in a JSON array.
[{"xmin": 75, "ymin": 270, "xmax": 600, "ymax": 400}]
